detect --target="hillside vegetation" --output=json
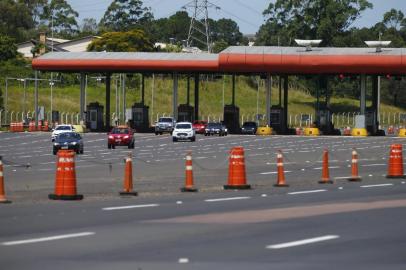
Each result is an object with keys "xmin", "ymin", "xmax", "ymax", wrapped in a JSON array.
[{"xmin": 4, "ymin": 75, "xmax": 405, "ymax": 126}]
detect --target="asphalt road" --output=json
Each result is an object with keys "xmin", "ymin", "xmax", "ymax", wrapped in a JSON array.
[{"xmin": 0, "ymin": 132, "xmax": 405, "ymax": 269}]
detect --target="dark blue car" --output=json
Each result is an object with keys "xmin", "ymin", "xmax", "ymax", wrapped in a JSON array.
[{"xmin": 53, "ymin": 132, "xmax": 84, "ymax": 155}]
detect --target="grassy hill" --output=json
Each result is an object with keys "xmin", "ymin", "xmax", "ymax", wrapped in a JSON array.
[{"xmin": 3, "ymin": 75, "xmax": 405, "ymax": 127}]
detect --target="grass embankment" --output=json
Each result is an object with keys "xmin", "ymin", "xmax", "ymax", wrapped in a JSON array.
[{"xmin": 4, "ymin": 75, "xmax": 405, "ymax": 126}]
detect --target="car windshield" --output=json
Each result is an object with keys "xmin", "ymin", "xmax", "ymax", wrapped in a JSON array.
[
  {"xmin": 159, "ymin": 118, "xmax": 173, "ymax": 123},
  {"xmin": 56, "ymin": 126, "xmax": 71, "ymax": 131},
  {"xmin": 58, "ymin": 133, "xmax": 80, "ymax": 139},
  {"xmin": 243, "ymin": 122, "xmax": 257, "ymax": 127},
  {"xmin": 111, "ymin": 128, "xmax": 129, "ymax": 134},
  {"xmin": 176, "ymin": 124, "xmax": 191, "ymax": 129},
  {"xmin": 207, "ymin": 123, "xmax": 221, "ymax": 128},
  {"xmin": 194, "ymin": 121, "xmax": 206, "ymax": 125}
]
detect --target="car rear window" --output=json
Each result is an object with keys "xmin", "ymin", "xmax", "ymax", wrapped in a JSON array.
[
  {"xmin": 111, "ymin": 128, "xmax": 129, "ymax": 134},
  {"xmin": 59, "ymin": 132, "xmax": 80, "ymax": 139},
  {"xmin": 176, "ymin": 124, "xmax": 191, "ymax": 129},
  {"xmin": 56, "ymin": 126, "xmax": 71, "ymax": 130},
  {"xmin": 159, "ymin": 118, "xmax": 173, "ymax": 123},
  {"xmin": 207, "ymin": 123, "xmax": 221, "ymax": 128},
  {"xmin": 243, "ymin": 122, "xmax": 257, "ymax": 127}
]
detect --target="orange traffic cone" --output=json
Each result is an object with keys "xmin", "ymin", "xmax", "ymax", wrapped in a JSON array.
[
  {"xmin": 49, "ymin": 150, "xmax": 83, "ymax": 200},
  {"xmin": 181, "ymin": 152, "xmax": 198, "ymax": 192},
  {"xmin": 0, "ymin": 156, "xmax": 11, "ymax": 203},
  {"xmin": 319, "ymin": 149, "xmax": 333, "ymax": 184},
  {"xmin": 224, "ymin": 147, "xmax": 251, "ymax": 190},
  {"xmin": 274, "ymin": 151, "xmax": 289, "ymax": 187},
  {"xmin": 348, "ymin": 149, "xmax": 361, "ymax": 181},
  {"xmin": 386, "ymin": 144, "xmax": 405, "ymax": 178},
  {"xmin": 120, "ymin": 153, "xmax": 138, "ymax": 196}
]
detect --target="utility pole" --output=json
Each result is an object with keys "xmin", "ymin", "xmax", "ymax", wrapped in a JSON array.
[{"xmin": 183, "ymin": 0, "xmax": 219, "ymax": 53}]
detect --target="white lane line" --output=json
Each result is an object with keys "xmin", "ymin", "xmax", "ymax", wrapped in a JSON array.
[
  {"xmin": 288, "ymin": 189, "xmax": 327, "ymax": 195},
  {"xmin": 260, "ymin": 171, "xmax": 292, "ymax": 175},
  {"xmin": 178, "ymin": 258, "xmax": 189, "ymax": 264},
  {"xmin": 334, "ymin": 176, "xmax": 351, "ymax": 180},
  {"xmin": 361, "ymin": 164, "xmax": 386, "ymax": 167},
  {"xmin": 313, "ymin": 166, "xmax": 340, "ymax": 170},
  {"xmin": 2, "ymin": 232, "xmax": 95, "ymax": 246},
  {"xmin": 205, "ymin": 197, "xmax": 251, "ymax": 202},
  {"xmin": 102, "ymin": 204, "xmax": 160, "ymax": 211},
  {"xmin": 266, "ymin": 235, "xmax": 339, "ymax": 249},
  {"xmin": 360, "ymin": 184, "xmax": 394, "ymax": 188}
]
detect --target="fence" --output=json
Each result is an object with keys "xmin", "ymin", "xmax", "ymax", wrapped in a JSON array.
[{"xmin": 1, "ymin": 110, "xmax": 406, "ymax": 128}]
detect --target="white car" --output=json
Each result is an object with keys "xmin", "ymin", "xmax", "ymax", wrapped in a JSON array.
[
  {"xmin": 51, "ymin": 124, "xmax": 75, "ymax": 141},
  {"xmin": 172, "ymin": 122, "xmax": 196, "ymax": 142}
]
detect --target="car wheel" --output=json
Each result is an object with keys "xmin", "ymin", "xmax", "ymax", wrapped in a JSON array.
[
  {"xmin": 173, "ymin": 137, "xmax": 177, "ymax": 142},
  {"xmin": 155, "ymin": 132, "xmax": 158, "ymax": 135},
  {"xmin": 53, "ymin": 148, "xmax": 57, "ymax": 155},
  {"xmin": 225, "ymin": 132, "xmax": 228, "ymax": 136},
  {"xmin": 191, "ymin": 136, "xmax": 196, "ymax": 142},
  {"xmin": 108, "ymin": 144, "xmax": 111, "ymax": 149},
  {"xmin": 80, "ymin": 149, "xmax": 84, "ymax": 154},
  {"xmin": 112, "ymin": 144, "xmax": 115, "ymax": 149}
]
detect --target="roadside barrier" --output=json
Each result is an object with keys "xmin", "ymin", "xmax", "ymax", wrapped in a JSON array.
[
  {"xmin": 49, "ymin": 150, "xmax": 83, "ymax": 200},
  {"xmin": 9, "ymin": 122, "xmax": 24, "ymax": 132},
  {"xmin": 28, "ymin": 121, "xmax": 37, "ymax": 132},
  {"xmin": 0, "ymin": 156, "xmax": 11, "ymax": 203},
  {"xmin": 319, "ymin": 149, "xmax": 333, "ymax": 184},
  {"xmin": 386, "ymin": 144, "xmax": 405, "ymax": 178},
  {"xmin": 119, "ymin": 154, "xmax": 138, "ymax": 196},
  {"xmin": 224, "ymin": 147, "xmax": 251, "ymax": 190},
  {"xmin": 348, "ymin": 149, "xmax": 361, "ymax": 181},
  {"xmin": 274, "ymin": 150, "xmax": 289, "ymax": 187},
  {"xmin": 181, "ymin": 152, "xmax": 198, "ymax": 192}
]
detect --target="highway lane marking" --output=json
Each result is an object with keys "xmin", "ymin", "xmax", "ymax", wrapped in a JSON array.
[
  {"xmin": 360, "ymin": 184, "xmax": 394, "ymax": 188},
  {"xmin": 1, "ymin": 232, "xmax": 95, "ymax": 246},
  {"xmin": 313, "ymin": 166, "xmax": 340, "ymax": 170},
  {"xmin": 288, "ymin": 189, "xmax": 327, "ymax": 195},
  {"xmin": 334, "ymin": 176, "xmax": 350, "ymax": 180},
  {"xmin": 266, "ymin": 235, "xmax": 339, "ymax": 249},
  {"xmin": 102, "ymin": 204, "xmax": 160, "ymax": 211},
  {"xmin": 361, "ymin": 164, "xmax": 386, "ymax": 167},
  {"xmin": 178, "ymin": 258, "xmax": 189, "ymax": 264},
  {"xmin": 205, "ymin": 197, "xmax": 251, "ymax": 202},
  {"xmin": 260, "ymin": 171, "xmax": 292, "ymax": 175}
]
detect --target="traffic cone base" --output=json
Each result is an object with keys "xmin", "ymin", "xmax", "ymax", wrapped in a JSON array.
[
  {"xmin": 318, "ymin": 180, "xmax": 334, "ymax": 184},
  {"xmin": 223, "ymin": 184, "xmax": 251, "ymax": 190},
  {"xmin": 348, "ymin": 176, "xmax": 362, "ymax": 182},
  {"xmin": 274, "ymin": 183, "xmax": 289, "ymax": 187},
  {"xmin": 119, "ymin": 191, "xmax": 138, "ymax": 196},
  {"xmin": 386, "ymin": 175, "xmax": 406, "ymax": 179},
  {"xmin": 48, "ymin": 194, "xmax": 83, "ymax": 200},
  {"xmin": 180, "ymin": 187, "xmax": 198, "ymax": 192}
]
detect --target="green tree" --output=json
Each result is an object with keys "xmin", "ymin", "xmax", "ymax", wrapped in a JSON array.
[
  {"xmin": 99, "ymin": 0, "xmax": 153, "ymax": 32},
  {"xmin": 42, "ymin": 0, "xmax": 79, "ymax": 38},
  {"xmin": 211, "ymin": 18, "xmax": 246, "ymax": 46},
  {"xmin": 0, "ymin": 0, "xmax": 34, "ymax": 42},
  {"xmin": 0, "ymin": 35, "xmax": 18, "ymax": 61},
  {"xmin": 87, "ymin": 29, "xmax": 153, "ymax": 52},
  {"xmin": 80, "ymin": 18, "xmax": 98, "ymax": 36},
  {"xmin": 257, "ymin": 0, "xmax": 373, "ymax": 46},
  {"xmin": 212, "ymin": 40, "xmax": 229, "ymax": 53}
]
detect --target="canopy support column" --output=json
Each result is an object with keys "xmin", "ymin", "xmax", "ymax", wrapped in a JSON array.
[
  {"xmin": 232, "ymin": 75, "xmax": 236, "ymax": 106},
  {"xmin": 80, "ymin": 72, "xmax": 85, "ymax": 123},
  {"xmin": 360, "ymin": 74, "xmax": 366, "ymax": 115},
  {"xmin": 105, "ymin": 73, "xmax": 111, "ymax": 131},
  {"xmin": 266, "ymin": 74, "xmax": 271, "ymax": 126},
  {"xmin": 194, "ymin": 74, "xmax": 199, "ymax": 121},
  {"xmin": 173, "ymin": 72, "xmax": 178, "ymax": 120},
  {"xmin": 283, "ymin": 75, "xmax": 288, "ymax": 133}
]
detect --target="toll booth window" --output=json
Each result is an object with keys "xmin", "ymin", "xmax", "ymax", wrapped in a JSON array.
[
  {"xmin": 134, "ymin": 113, "xmax": 142, "ymax": 121},
  {"xmin": 270, "ymin": 113, "xmax": 280, "ymax": 124},
  {"xmin": 90, "ymin": 111, "xmax": 97, "ymax": 122}
]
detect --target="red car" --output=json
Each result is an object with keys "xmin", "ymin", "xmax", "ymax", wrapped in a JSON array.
[
  {"xmin": 108, "ymin": 126, "xmax": 135, "ymax": 149},
  {"xmin": 192, "ymin": 120, "xmax": 208, "ymax": 134}
]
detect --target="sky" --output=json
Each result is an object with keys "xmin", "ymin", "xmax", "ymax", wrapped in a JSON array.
[{"xmin": 68, "ymin": 0, "xmax": 406, "ymax": 34}]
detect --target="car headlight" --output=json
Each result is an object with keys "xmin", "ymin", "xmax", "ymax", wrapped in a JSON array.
[
  {"xmin": 124, "ymin": 135, "xmax": 129, "ymax": 139},
  {"xmin": 108, "ymin": 135, "xmax": 114, "ymax": 139},
  {"xmin": 71, "ymin": 142, "xmax": 77, "ymax": 145},
  {"xmin": 53, "ymin": 143, "xmax": 59, "ymax": 146}
]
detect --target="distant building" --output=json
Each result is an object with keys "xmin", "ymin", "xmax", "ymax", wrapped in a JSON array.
[{"xmin": 17, "ymin": 33, "xmax": 99, "ymax": 58}]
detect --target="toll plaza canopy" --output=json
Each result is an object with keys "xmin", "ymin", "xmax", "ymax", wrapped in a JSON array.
[{"xmin": 32, "ymin": 46, "xmax": 406, "ymax": 75}]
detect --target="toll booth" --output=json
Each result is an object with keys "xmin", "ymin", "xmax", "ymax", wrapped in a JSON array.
[
  {"xmin": 177, "ymin": 104, "xmax": 194, "ymax": 122},
  {"xmin": 366, "ymin": 108, "xmax": 380, "ymax": 135},
  {"xmin": 269, "ymin": 105, "xmax": 286, "ymax": 134},
  {"xmin": 131, "ymin": 103, "xmax": 149, "ymax": 132},
  {"xmin": 51, "ymin": 110, "xmax": 59, "ymax": 123},
  {"xmin": 223, "ymin": 105, "xmax": 240, "ymax": 134},
  {"xmin": 86, "ymin": 102, "xmax": 104, "ymax": 132},
  {"xmin": 316, "ymin": 104, "xmax": 340, "ymax": 135}
]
